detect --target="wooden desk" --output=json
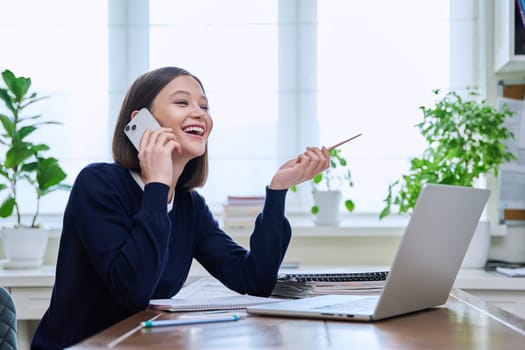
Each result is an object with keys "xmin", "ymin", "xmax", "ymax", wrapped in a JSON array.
[{"xmin": 70, "ymin": 289, "xmax": 525, "ymax": 350}]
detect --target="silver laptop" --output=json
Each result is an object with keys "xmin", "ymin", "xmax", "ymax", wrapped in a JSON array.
[{"xmin": 247, "ymin": 184, "xmax": 490, "ymax": 321}]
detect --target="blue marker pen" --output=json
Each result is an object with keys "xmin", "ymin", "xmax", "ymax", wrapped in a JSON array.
[{"xmin": 141, "ymin": 314, "xmax": 240, "ymax": 328}]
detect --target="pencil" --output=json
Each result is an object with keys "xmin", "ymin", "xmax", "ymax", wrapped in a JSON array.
[
  {"xmin": 327, "ymin": 133, "xmax": 363, "ymax": 150},
  {"xmin": 141, "ymin": 314, "xmax": 240, "ymax": 328}
]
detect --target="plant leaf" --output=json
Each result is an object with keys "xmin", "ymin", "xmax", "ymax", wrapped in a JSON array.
[
  {"xmin": 344, "ymin": 199, "xmax": 355, "ymax": 212},
  {"xmin": 2, "ymin": 69, "xmax": 31, "ymax": 102},
  {"xmin": 0, "ymin": 196, "xmax": 15, "ymax": 217},
  {"xmin": 36, "ymin": 157, "xmax": 67, "ymax": 192},
  {"xmin": 313, "ymin": 173, "xmax": 323, "ymax": 184},
  {"xmin": 18, "ymin": 125, "xmax": 37, "ymax": 140},
  {"xmin": 0, "ymin": 113, "xmax": 15, "ymax": 137},
  {"xmin": 38, "ymin": 183, "xmax": 72, "ymax": 197},
  {"xmin": 5, "ymin": 145, "xmax": 34, "ymax": 169},
  {"xmin": 0, "ymin": 88, "xmax": 15, "ymax": 114}
]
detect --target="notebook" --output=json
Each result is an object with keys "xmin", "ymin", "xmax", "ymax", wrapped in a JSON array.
[
  {"xmin": 248, "ymin": 184, "xmax": 490, "ymax": 321},
  {"xmin": 149, "ymin": 295, "xmax": 281, "ymax": 312},
  {"xmin": 149, "ymin": 276, "xmax": 282, "ymax": 312},
  {"xmin": 271, "ymin": 271, "xmax": 388, "ymax": 298},
  {"xmin": 277, "ymin": 271, "xmax": 388, "ymax": 282}
]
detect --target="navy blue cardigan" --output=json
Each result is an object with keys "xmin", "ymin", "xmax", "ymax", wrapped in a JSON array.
[{"xmin": 31, "ymin": 162, "xmax": 291, "ymax": 349}]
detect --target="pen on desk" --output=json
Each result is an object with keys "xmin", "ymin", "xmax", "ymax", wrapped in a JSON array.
[
  {"xmin": 140, "ymin": 314, "xmax": 240, "ymax": 328},
  {"xmin": 327, "ymin": 133, "xmax": 363, "ymax": 151}
]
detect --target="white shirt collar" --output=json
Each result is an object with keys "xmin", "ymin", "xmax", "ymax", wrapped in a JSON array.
[{"xmin": 129, "ymin": 170, "xmax": 174, "ymax": 212}]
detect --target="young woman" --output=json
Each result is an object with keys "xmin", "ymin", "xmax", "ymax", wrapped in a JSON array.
[{"xmin": 31, "ymin": 66, "xmax": 330, "ymax": 349}]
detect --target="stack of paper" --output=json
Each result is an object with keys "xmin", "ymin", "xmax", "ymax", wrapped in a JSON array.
[{"xmin": 271, "ymin": 272, "xmax": 388, "ymax": 298}]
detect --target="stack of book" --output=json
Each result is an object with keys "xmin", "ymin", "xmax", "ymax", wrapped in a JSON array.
[
  {"xmin": 496, "ymin": 266, "xmax": 525, "ymax": 277},
  {"xmin": 271, "ymin": 271, "xmax": 388, "ymax": 298},
  {"xmin": 222, "ymin": 195, "xmax": 265, "ymax": 229}
]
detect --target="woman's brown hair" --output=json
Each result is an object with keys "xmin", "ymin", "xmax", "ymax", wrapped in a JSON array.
[{"xmin": 112, "ymin": 66, "xmax": 209, "ymax": 191}]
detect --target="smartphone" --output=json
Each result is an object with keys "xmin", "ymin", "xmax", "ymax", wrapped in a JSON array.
[{"xmin": 124, "ymin": 107, "xmax": 161, "ymax": 151}]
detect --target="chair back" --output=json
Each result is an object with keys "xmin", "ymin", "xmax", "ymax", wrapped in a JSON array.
[{"xmin": 0, "ymin": 286, "xmax": 17, "ymax": 350}]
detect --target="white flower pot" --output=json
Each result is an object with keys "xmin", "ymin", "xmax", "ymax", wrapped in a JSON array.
[
  {"xmin": 313, "ymin": 191, "xmax": 342, "ymax": 226},
  {"xmin": 1, "ymin": 227, "xmax": 49, "ymax": 269},
  {"xmin": 461, "ymin": 221, "xmax": 490, "ymax": 269}
]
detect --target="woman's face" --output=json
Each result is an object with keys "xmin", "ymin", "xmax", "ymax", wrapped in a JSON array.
[{"xmin": 150, "ymin": 75, "xmax": 213, "ymax": 159}]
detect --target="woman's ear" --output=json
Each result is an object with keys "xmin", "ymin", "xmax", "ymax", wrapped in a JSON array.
[{"xmin": 130, "ymin": 110, "xmax": 140, "ymax": 120}]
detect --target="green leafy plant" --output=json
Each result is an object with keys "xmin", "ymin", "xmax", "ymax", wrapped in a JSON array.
[
  {"xmin": 292, "ymin": 148, "xmax": 355, "ymax": 214},
  {"xmin": 0, "ymin": 69, "xmax": 71, "ymax": 228},
  {"xmin": 380, "ymin": 89, "xmax": 516, "ymax": 219}
]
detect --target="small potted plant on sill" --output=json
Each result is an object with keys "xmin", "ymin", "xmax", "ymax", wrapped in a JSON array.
[
  {"xmin": 292, "ymin": 147, "xmax": 355, "ymax": 225},
  {"xmin": 379, "ymin": 89, "xmax": 516, "ymax": 267},
  {"xmin": 0, "ymin": 69, "xmax": 71, "ymax": 268}
]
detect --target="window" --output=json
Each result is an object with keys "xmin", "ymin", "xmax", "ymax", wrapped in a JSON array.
[
  {"xmin": 1, "ymin": 0, "xmax": 451, "ymax": 222},
  {"xmin": 0, "ymin": 0, "xmax": 108, "ymax": 224},
  {"xmin": 149, "ymin": 0, "xmax": 450, "ymax": 214},
  {"xmin": 317, "ymin": 1, "xmax": 450, "ymax": 212},
  {"xmin": 149, "ymin": 0, "xmax": 279, "ymax": 210}
]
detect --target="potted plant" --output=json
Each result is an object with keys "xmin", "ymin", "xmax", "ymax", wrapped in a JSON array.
[
  {"xmin": 379, "ymin": 89, "xmax": 516, "ymax": 267},
  {"xmin": 292, "ymin": 147, "xmax": 355, "ymax": 225},
  {"xmin": 0, "ymin": 69, "xmax": 71, "ymax": 268}
]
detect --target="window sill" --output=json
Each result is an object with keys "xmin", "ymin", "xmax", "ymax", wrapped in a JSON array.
[
  {"xmin": 221, "ymin": 213, "xmax": 409, "ymax": 237},
  {"xmin": 219, "ymin": 212, "xmax": 509, "ymax": 238},
  {"xmin": 28, "ymin": 212, "xmax": 509, "ymax": 240}
]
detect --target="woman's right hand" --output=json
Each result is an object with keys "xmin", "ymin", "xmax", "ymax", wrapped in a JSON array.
[
  {"xmin": 269, "ymin": 146, "xmax": 330, "ymax": 190},
  {"xmin": 138, "ymin": 127, "xmax": 181, "ymax": 186}
]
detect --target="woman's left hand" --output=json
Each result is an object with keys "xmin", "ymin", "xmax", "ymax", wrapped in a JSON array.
[{"xmin": 269, "ymin": 146, "xmax": 330, "ymax": 190}]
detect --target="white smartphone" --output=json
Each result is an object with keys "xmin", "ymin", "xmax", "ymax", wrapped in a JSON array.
[{"xmin": 124, "ymin": 107, "xmax": 161, "ymax": 151}]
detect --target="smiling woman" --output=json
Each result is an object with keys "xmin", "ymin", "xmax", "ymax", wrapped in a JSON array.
[{"xmin": 30, "ymin": 65, "xmax": 331, "ymax": 349}]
